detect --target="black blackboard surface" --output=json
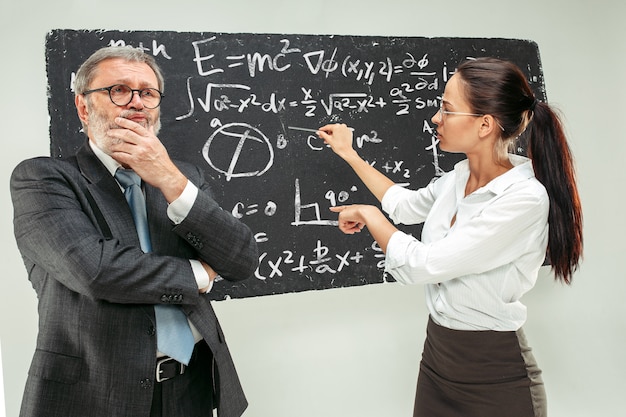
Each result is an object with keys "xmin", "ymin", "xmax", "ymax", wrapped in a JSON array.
[{"xmin": 45, "ymin": 29, "xmax": 546, "ymax": 300}]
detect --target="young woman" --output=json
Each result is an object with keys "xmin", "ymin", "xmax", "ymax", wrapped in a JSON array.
[{"xmin": 317, "ymin": 57, "xmax": 583, "ymax": 417}]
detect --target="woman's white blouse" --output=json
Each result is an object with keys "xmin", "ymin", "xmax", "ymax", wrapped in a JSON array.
[{"xmin": 382, "ymin": 155, "xmax": 549, "ymax": 331}]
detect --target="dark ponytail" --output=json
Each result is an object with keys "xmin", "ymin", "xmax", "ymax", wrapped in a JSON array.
[
  {"xmin": 457, "ymin": 58, "xmax": 583, "ymax": 284},
  {"xmin": 527, "ymin": 102, "xmax": 583, "ymax": 283}
]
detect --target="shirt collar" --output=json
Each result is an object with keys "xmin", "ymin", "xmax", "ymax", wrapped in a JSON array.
[
  {"xmin": 88, "ymin": 140, "xmax": 122, "ymax": 177},
  {"xmin": 454, "ymin": 154, "xmax": 535, "ymax": 196}
]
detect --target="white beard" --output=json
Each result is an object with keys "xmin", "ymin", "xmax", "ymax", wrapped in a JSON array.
[{"xmin": 87, "ymin": 106, "xmax": 161, "ymax": 155}]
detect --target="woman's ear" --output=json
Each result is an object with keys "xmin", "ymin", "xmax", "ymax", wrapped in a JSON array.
[{"xmin": 478, "ymin": 114, "xmax": 499, "ymax": 138}]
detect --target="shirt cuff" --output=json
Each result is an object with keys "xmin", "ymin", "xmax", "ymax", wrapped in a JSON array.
[
  {"xmin": 189, "ymin": 259, "xmax": 213, "ymax": 293},
  {"xmin": 167, "ymin": 180, "xmax": 199, "ymax": 224},
  {"xmin": 380, "ymin": 184, "xmax": 405, "ymax": 216},
  {"xmin": 384, "ymin": 231, "xmax": 407, "ymax": 270}
]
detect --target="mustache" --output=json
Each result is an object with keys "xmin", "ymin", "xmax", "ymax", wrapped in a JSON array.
[
  {"xmin": 118, "ymin": 109, "xmax": 150, "ymax": 121},
  {"xmin": 114, "ymin": 109, "xmax": 161, "ymax": 134}
]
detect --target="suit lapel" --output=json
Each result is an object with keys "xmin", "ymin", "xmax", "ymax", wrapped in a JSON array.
[{"xmin": 75, "ymin": 143, "xmax": 143, "ymax": 250}]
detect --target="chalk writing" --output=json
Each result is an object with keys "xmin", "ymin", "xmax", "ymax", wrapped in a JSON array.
[
  {"xmin": 254, "ymin": 238, "xmax": 374, "ymax": 281},
  {"xmin": 202, "ymin": 122, "xmax": 274, "ymax": 181}
]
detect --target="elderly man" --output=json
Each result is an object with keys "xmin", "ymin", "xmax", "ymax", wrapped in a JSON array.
[{"xmin": 11, "ymin": 46, "xmax": 258, "ymax": 417}]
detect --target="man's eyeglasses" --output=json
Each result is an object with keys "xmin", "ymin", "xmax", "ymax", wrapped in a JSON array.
[{"xmin": 82, "ymin": 84, "xmax": 164, "ymax": 109}]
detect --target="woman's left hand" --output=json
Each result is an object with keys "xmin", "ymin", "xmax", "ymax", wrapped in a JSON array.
[
  {"xmin": 330, "ymin": 205, "xmax": 369, "ymax": 234},
  {"xmin": 330, "ymin": 204, "xmax": 397, "ymax": 253}
]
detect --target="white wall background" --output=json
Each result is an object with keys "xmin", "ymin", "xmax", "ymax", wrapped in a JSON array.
[{"xmin": 1, "ymin": 1, "xmax": 624, "ymax": 416}]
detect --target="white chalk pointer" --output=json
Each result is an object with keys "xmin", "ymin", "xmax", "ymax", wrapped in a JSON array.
[{"xmin": 287, "ymin": 126, "xmax": 354, "ymax": 133}]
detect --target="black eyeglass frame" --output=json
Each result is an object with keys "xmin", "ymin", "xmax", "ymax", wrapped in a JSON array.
[{"xmin": 82, "ymin": 84, "xmax": 164, "ymax": 109}]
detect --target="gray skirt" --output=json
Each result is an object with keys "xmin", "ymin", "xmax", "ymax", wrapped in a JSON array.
[{"xmin": 414, "ymin": 316, "xmax": 547, "ymax": 417}]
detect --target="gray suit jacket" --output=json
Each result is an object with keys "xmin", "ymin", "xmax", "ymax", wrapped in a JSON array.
[{"xmin": 10, "ymin": 142, "xmax": 258, "ymax": 417}]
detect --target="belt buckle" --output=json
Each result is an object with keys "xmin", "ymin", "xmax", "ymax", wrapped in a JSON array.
[{"xmin": 156, "ymin": 357, "xmax": 185, "ymax": 383}]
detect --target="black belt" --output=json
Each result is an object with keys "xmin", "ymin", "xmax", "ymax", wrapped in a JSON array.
[{"xmin": 156, "ymin": 356, "xmax": 186, "ymax": 383}]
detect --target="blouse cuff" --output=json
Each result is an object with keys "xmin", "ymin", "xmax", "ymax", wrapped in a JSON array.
[
  {"xmin": 384, "ymin": 230, "xmax": 413, "ymax": 270},
  {"xmin": 381, "ymin": 184, "xmax": 406, "ymax": 217}
]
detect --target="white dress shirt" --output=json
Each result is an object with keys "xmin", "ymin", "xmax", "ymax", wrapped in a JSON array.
[{"xmin": 382, "ymin": 154, "xmax": 549, "ymax": 331}]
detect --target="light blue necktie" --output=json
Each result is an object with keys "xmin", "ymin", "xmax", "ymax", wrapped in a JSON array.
[{"xmin": 115, "ymin": 169, "xmax": 195, "ymax": 365}]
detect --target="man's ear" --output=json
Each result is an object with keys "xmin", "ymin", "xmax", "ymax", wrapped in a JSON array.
[{"xmin": 75, "ymin": 94, "xmax": 89, "ymax": 125}]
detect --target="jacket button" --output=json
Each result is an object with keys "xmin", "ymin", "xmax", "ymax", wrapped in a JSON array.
[
  {"xmin": 147, "ymin": 325, "xmax": 156, "ymax": 336},
  {"xmin": 139, "ymin": 378, "xmax": 152, "ymax": 389}
]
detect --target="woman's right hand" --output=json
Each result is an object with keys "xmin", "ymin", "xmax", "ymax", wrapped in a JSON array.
[{"xmin": 317, "ymin": 123, "xmax": 358, "ymax": 161}]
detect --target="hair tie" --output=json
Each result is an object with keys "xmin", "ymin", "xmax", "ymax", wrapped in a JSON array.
[{"xmin": 530, "ymin": 99, "xmax": 539, "ymax": 112}]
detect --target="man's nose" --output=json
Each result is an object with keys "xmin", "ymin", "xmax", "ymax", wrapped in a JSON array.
[{"xmin": 127, "ymin": 90, "xmax": 144, "ymax": 109}]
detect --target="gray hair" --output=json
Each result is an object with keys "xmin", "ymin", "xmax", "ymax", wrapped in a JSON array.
[{"xmin": 74, "ymin": 46, "xmax": 165, "ymax": 95}]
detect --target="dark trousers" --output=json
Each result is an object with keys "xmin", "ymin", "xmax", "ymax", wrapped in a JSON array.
[{"xmin": 150, "ymin": 341, "xmax": 215, "ymax": 417}]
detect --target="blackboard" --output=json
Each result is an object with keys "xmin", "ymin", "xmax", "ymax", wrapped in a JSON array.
[{"xmin": 45, "ymin": 29, "xmax": 546, "ymax": 300}]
